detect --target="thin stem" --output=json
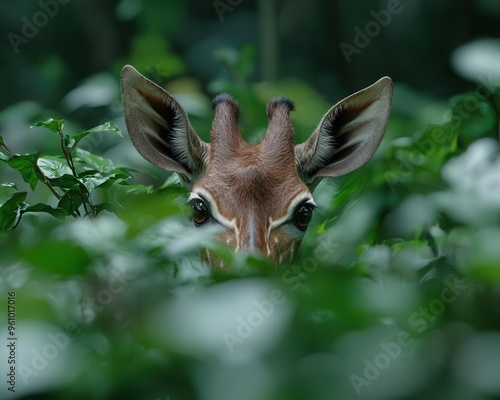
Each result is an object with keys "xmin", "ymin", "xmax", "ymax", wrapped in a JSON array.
[
  {"xmin": 34, "ymin": 163, "xmax": 62, "ymax": 200},
  {"xmin": 32, "ymin": 162, "xmax": 80, "ymax": 217},
  {"xmin": 1, "ymin": 143, "xmax": 13, "ymax": 155},
  {"xmin": 56, "ymin": 126, "xmax": 92, "ymax": 216},
  {"xmin": 57, "ymin": 127, "xmax": 77, "ymax": 178}
]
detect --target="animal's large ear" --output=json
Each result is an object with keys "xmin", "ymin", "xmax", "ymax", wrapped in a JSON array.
[
  {"xmin": 295, "ymin": 77, "xmax": 393, "ymax": 188},
  {"xmin": 120, "ymin": 65, "xmax": 209, "ymax": 188}
]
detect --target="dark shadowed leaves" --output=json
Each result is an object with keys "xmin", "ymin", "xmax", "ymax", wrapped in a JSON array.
[
  {"xmin": 0, "ymin": 191, "xmax": 27, "ymax": 230},
  {"xmin": 21, "ymin": 203, "xmax": 68, "ymax": 220}
]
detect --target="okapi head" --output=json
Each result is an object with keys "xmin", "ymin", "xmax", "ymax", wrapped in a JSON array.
[{"xmin": 121, "ymin": 65, "xmax": 392, "ymax": 266}]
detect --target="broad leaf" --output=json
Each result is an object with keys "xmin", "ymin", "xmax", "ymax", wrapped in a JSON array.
[
  {"xmin": 58, "ymin": 189, "xmax": 84, "ymax": 216},
  {"xmin": 70, "ymin": 122, "xmax": 122, "ymax": 150},
  {"xmin": 81, "ymin": 121, "xmax": 122, "ymax": 137},
  {"xmin": 0, "ymin": 192, "xmax": 27, "ymax": 230},
  {"xmin": 80, "ymin": 173, "xmax": 129, "ymax": 192},
  {"xmin": 74, "ymin": 147, "xmax": 114, "ymax": 173},
  {"xmin": 22, "ymin": 203, "xmax": 68, "ymax": 220},
  {"xmin": 5, "ymin": 153, "xmax": 40, "ymax": 190},
  {"xmin": 80, "ymin": 175, "xmax": 113, "ymax": 192},
  {"xmin": 47, "ymin": 174, "xmax": 80, "ymax": 190},
  {"xmin": 94, "ymin": 201, "xmax": 122, "ymax": 215},
  {"xmin": 38, "ymin": 156, "xmax": 73, "ymax": 179},
  {"xmin": 30, "ymin": 118, "xmax": 64, "ymax": 134}
]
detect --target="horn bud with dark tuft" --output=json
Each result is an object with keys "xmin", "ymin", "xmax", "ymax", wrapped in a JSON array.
[{"xmin": 210, "ymin": 93, "xmax": 244, "ymax": 156}]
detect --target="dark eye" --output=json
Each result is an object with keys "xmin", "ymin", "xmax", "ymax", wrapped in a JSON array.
[
  {"xmin": 293, "ymin": 203, "xmax": 314, "ymax": 231},
  {"xmin": 191, "ymin": 199, "xmax": 211, "ymax": 225}
]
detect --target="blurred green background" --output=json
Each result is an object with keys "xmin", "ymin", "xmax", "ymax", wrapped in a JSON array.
[{"xmin": 1, "ymin": 0, "xmax": 500, "ymax": 399}]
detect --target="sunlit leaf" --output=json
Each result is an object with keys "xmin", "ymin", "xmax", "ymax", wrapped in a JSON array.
[
  {"xmin": 29, "ymin": 118, "xmax": 64, "ymax": 133},
  {"xmin": 0, "ymin": 192, "xmax": 27, "ymax": 230},
  {"xmin": 38, "ymin": 156, "xmax": 73, "ymax": 179},
  {"xmin": 80, "ymin": 175, "xmax": 112, "ymax": 192}
]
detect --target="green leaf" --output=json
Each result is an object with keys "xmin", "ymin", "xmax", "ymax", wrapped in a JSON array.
[
  {"xmin": 21, "ymin": 203, "xmax": 68, "ymax": 220},
  {"xmin": 64, "ymin": 135, "xmax": 75, "ymax": 149},
  {"xmin": 1, "ymin": 182, "xmax": 17, "ymax": 190},
  {"xmin": 48, "ymin": 174, "xmax": 80, "ymax": 190},
  {"xmin": 38, "ymin": 156, "xmax": 73, "ymax": 179},
  {"xmin": 5, "ymin": 153, "xmax": 40, "ymax": 190},
  {"xmin": 159, "ymin": 173, "xmax": 181, "ymax": 188},
  {"xmin": 112, "ymin": 166, "xmax": 154, "ymax": 179},
  {"xmin": 117, "ymin": 184, "xmax": 154, "ymax": 195},
  {"xmin": 70, "ymin": 122, "xmax": 122, "ymax": 150},
  {"xmin": 74, "ymin": 147, "xmax": 115, "ymax": 173},
  {"xmin": 80, "ymin": 175, "xmax": 112, "ymax": 192},
  {"xmin": 94, "ymin": 201, "xmax": 122, "ymax": 215},
  {"xmin": 58, "ymin": 189, "xmax": 84, "ymax": 216},
  {"xmin": 80, "ymin": 173, "xmax": 129, "ymax": 193},
  {"xmin": 83, "ymin": 121, "xmax": 122, "ymax": 136},
  {"xmin": 0, "ymin": 192, "xmax": 27, "ymax": 230},
  {"xmin": 18, "ymin": 238, "xmax": 91, "ymax": 276},
  {"xmin": 0, "ymin": 135, "xmax": 7, "ymax": 149},
  {"xmin": 30, "ymin": 118, "xmax": 64, "ymax": 133}
]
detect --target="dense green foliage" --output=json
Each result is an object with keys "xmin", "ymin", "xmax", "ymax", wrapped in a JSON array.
[
  {"xmin": 1, "ymin": 1, "xmax": 500, "ymax": 399},
  {"xmin": 2, "ymin": 58, "xmax": 500, "ymax": 399}
]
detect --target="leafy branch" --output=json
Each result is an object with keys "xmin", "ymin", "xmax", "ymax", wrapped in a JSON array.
[{"xmin": 0, "ymin": 119, "xmax": 130, "ymax": 230}]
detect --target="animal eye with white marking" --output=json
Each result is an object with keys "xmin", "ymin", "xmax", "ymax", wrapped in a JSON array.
[
  {"xmin": 190, "ymin": 199, "xmax": 211, "ymax": 226},
  {"xmin": 293, "ymin": 203, "xmax": 315, "ymax": 231}
]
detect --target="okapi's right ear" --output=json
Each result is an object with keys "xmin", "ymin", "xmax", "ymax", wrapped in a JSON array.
[{"xmin": 120, "ymin": 65, "xmax": 209, "ymax": 188}]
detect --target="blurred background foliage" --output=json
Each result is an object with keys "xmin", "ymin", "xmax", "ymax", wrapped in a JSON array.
[{"xmin": 1, "ymin": 0, "xmax": 500, "ymax": 399}]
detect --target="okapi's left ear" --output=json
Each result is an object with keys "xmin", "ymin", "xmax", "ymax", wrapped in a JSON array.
[{"xmin": 295, "ymin": 77, "xmax": 393, "ymax": 188}]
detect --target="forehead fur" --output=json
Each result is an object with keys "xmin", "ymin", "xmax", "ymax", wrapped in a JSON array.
[{"xmin": 197, "ymin": 144, "xmax": 308, "ymax": 218}]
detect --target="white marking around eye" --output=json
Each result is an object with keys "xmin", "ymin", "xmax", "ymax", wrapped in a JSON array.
[
  {"xmin": 189, "ymin": 188, "xmax": 241, "ymax": 250},
  {"xmin": 268, "ymin": 191, "xmax": 316, "ymax": 231}
]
